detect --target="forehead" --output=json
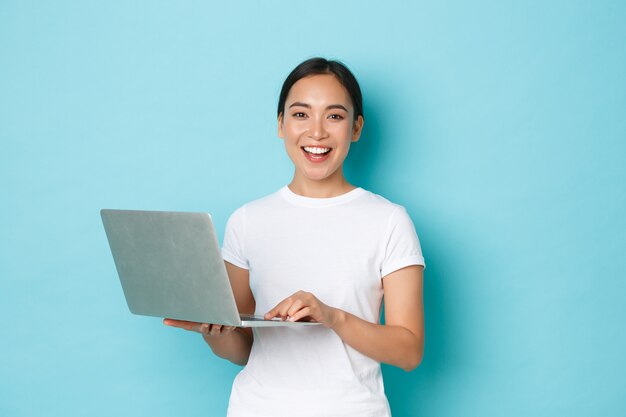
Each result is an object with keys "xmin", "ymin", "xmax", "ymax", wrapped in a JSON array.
[{"xmin": 286, "ymin": 74, "xmax": 352, "ymax": 108}]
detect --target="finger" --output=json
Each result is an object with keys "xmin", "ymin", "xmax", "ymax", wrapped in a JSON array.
[
  {"xmin": 164, "ymin": 318, "xmax": 201, "ymax": 330},
  {"xmin": 206, "ymin": 325, "xmax": 237, "ymax": 336},
  {"xmin": 278, "ymin": 300, "xmax": 297, "ymax": 320},
  {"xmin": 219, "ymin": 326, "xmax": 236, "ymax": 335},
  {"xmin": 286, "ymin": 298, "xmax": 305, "ymax": 318},
  {"xmin": 198, "ymin": 323, "xmax": 210, "ymax": 335},
  {"xmin": 209, "ymin": 324, "xmax": 223, "ymax": 336},
  {"xmin": 288, "ymin": 307, "xmax": 312, "ymax": 322},
  {"xmin": 164, "ymin": 318, "xmax": 190, "ymax": 327},
  {"xmin": 264, "ymin": 305, "xmax": 280, "ymax": 319},
  {"xmin": 266, "ymin": 291, "xmax": 311, "ymax": 320},
  {"xmin": 265, "ymin": 299, "xmax": 291, "ymax": 320}
]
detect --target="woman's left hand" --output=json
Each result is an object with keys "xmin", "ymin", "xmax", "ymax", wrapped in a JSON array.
[{"xmin": 264, "ymin": 291, "xmax": 339, "ymax": 327}]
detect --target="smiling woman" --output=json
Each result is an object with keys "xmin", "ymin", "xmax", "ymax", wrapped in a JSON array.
[
  {"xmin": 164, "ymin": 57, "xmax": 425, "ymax": 417},
  {"xmin": 278, "ymin": 72, "xmax": 364, "ymax": 196}
]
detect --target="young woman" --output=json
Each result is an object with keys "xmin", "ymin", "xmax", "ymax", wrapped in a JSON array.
[{"xmin": 164, "ymin": 58, "xmax": 425, "ymax": 417}]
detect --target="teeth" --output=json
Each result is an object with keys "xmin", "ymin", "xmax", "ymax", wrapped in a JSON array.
[{"xmin": 303, "ymin": 146, "xmax": 331, "ymax": 155}]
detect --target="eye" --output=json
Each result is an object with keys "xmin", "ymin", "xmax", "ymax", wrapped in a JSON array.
[
  {"xmin": 292, "ymin": 112, "xmax": 307, "ymax": 118},
  {"xmin": 328, "ymin": 114, "xmax": 345, "ymax": 120}
]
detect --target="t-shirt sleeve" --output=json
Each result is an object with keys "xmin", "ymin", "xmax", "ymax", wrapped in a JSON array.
[
  {"xmin": 222, "ymin": 206, "xmax": 249, "ymax": 270},
  {"xmin": 380, "ymin": 206, "xmax": 425, "ymax": 278}
]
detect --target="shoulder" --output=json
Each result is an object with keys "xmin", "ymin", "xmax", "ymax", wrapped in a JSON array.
[
  {"xmin": 352, "ymin": 189, "xmax": 421, "ymax": 242},
  {"xmin": 244, "ymin": 188, "xmax": 285, "ymax": 210},
  {"xmin": 227, "ymin": 188, "xmax": 286, "ymax": 221},
  {"xmin": 223, "ymin": 189, "xmax": 284, "ymax": 248},
  {"xmin": 354, "ymin": 188, "xmax": 409, "ymax": 219}
]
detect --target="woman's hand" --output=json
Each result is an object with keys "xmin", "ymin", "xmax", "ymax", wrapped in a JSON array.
[
  {"xmin": 164, "ymin": 318, "xmax": 252, "ymax": 366},
  {"xmin": 163, "ymin": 318, "xmax": 236, "ymax": 337},
  {"xmin": 264, "ymin": 291, "xmax": 340, "ymax": 327}
]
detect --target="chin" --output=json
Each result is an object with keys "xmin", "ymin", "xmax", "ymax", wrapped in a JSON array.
[
  {"xmin": 302, "ymin": 169, "xmax": 338, "ymax": 182},
  {"xmin": 303, "ymin": 173, "xmax": 330, "ymax": 182}
]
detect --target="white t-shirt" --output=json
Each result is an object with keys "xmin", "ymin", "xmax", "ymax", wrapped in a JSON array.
[{"xmin": 222, "ymin": 186, "xmax": 425, "ymax": 417}]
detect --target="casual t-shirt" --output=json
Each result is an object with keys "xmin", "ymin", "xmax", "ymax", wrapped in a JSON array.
[{"xmin": 222, "ymin": 186, "xmax": 425, "ymax": 417}]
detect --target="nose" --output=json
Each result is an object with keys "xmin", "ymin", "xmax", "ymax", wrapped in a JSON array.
[{"xmin": 308, "ymin": 116, "xmax": 328, "ymax": 140}]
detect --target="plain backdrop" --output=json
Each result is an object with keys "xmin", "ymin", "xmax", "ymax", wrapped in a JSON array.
[{"xmin": 1, "ymin": 1, "xmax": 625, "ymax": 416}]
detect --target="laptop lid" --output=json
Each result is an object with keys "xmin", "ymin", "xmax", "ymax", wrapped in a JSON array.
[{"xmin": 101, "ymin": 209, "xmax": 244, "ymax": 325}]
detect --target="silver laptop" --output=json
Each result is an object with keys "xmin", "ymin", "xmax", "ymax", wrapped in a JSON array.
[{"xmin": 100, "ymin": 209, "xmax": 318, "ymax": 327}]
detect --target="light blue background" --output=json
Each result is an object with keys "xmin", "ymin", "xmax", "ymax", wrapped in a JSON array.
[{"xmin": 1, "ymin": 1, "xmax": 625, "ymax": 416}]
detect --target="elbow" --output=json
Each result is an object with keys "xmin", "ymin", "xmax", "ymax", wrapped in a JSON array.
[
  {"xmin": 213, "ymin": 349, "xmax": 249, "ymax": 366},
  {"xmin": 231, "ymin": 357, "xmax": 248, "ymax": 367},
  {"xmin": 400, "ymin": 351, "xmax": 423, "ymax": 372},
  {"xmin": 400, "ymin": 337, "xmax": 424, "ymax": 372}
]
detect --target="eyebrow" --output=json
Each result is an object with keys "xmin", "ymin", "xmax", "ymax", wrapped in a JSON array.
[{"xmin": 288, "ymin": 102, "xmax": 349, "ymax": 112}]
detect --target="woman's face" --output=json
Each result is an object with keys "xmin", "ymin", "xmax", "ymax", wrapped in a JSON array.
[{"xmin": 278, "ymin": 74, "xmax": 363, "ymax": 185}]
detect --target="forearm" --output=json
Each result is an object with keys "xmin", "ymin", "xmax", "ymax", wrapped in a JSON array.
[
  {"xmin": 330, "ymin": 309, "xmax": 423, "ymax": 371},
  {"xmin": 203, "ymin": 328, "xmax": 253, "ymax": 366}
]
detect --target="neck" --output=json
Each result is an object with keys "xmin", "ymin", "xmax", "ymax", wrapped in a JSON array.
[{"xmin": 288, "ymin": 170, "xmax": 356, "ymax": 198}]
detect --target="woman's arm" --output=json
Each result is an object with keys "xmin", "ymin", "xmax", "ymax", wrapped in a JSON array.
[
  {"xmin": 333, "ymin": 265, "xmax": 424, "ymax": 371},
  {"xmin": 265, "ymin": 265, "xmax": 424, "ymax": 371},
  {"xmin": 164, "ymin": 261, "xmax": 255, "ymax": 366}
]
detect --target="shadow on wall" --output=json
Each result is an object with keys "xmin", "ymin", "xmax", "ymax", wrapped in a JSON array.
[{"xmin": 344, "ymin": 89, "xmax": 453, "ymax": 415}]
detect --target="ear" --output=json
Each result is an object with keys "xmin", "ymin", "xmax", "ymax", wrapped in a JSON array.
[
  {"xmin": 277, "ymin": 113, "xmax": 284, "ymax": 138},
  {"xmin": 351, "ymin": 115, "xmax": 364, "ymax": 142}
]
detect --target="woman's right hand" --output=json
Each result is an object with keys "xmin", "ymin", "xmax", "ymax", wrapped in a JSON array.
[{"xmin": 163, "ymin": 318, "xmax": 237, "ymax": 337}]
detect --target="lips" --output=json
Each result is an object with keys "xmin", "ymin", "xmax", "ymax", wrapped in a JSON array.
[{"xmin": 302, "ymin": 146, "xmax": 332, "ymax": 163}]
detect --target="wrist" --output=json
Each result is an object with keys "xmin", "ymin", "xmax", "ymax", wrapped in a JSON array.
[{"xmin": 329, "ymin": 308, "xmax": 347, "ymax": 330}]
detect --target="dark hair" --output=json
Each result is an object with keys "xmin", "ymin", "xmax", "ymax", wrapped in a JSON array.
[{"xmin": 277, "ymin": 57, "xmax": 363, "ymax": 121}]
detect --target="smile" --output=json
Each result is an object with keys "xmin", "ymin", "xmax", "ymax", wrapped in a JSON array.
[{"xmin": 302, "ymin": 146, "xmax": 332, "ymax": 162}]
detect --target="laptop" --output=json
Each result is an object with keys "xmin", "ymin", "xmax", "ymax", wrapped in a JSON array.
[{"xmin": 100, "ymin": 209, "xmax": 318, "ymax": 327}]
